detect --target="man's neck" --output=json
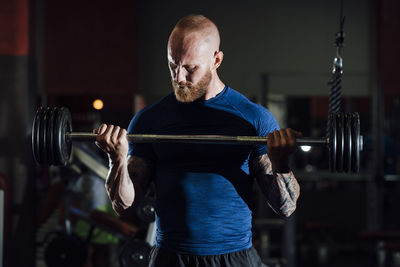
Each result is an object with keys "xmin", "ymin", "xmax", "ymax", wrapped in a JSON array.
[{"xmin": 204, "ymin": 76, "xmax": 225, "ymax": 100}]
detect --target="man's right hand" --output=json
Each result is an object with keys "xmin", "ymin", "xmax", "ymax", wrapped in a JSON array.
[{"xmin": 93, "ymin": 124, "xmax": 129, "ymax": 163}]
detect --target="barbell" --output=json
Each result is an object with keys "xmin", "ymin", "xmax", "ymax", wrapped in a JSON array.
[{"xmin": 32, "ymin": 106, "xmax": 362, "ymax": 172}]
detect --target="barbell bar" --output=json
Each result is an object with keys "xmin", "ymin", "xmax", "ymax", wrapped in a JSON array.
[
  {"xmin": 32, "ymin": 106, "xmax": 363, "ymax": 172},
  {"xmin": 67, "ymin": 132, "xmax": 327, "ymax": 145}
]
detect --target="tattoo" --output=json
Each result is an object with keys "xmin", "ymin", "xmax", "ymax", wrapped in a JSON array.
[{"xmin": 252, "ymin": 154, "xmax": 300, "ymax": 217}]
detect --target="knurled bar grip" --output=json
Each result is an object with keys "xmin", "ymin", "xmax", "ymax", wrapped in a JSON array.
[{"xmin": 67, "ymin": 132, "xmax": 328, "ymax": 146}]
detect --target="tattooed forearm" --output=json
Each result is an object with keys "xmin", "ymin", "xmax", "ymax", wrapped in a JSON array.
[{"xmin": 252, "ymin": 154, "xmax": 300, "ymax": 217}]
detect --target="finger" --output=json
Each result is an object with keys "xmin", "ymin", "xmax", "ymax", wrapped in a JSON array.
[
  {"xmin": 97, "ymin": 124, "xmax": 108, "ymax": 135},
  {"xmin": 286, "ymin": 128, "xmax": 297, "ymax": 147},
  {"xmin": 103, "ymin": 125, "xmax": 115, "ymax": 147},
  {"xmin": 279, "ymin": 129, "xmax": 288, "ymax": 146},
  {"xmin": 273, "ymin": 130, "xmax": 280, "ymax": 146},
  {"xmin": 104, "ymin": 125, "xmax": 114, "ymax": 137},
  {"xmin": 93, "ymin": 128, "xmax": 98, "ymax": 134},
  {"xmin": 118, "ymin": 128, "xmax": 127, "ymax": 141},
  {"xmin": 267, "ymin": 132, "xmax": 273, "ymax": 146},
  {"xmin": 111, "ymin": 125, "xmax": 120, "ymax": 143}
]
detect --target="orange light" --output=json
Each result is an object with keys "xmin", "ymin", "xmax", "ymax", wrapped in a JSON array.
[{"xmin": 92, "ymin": 99, "xmax": 104, "ymax": 110}]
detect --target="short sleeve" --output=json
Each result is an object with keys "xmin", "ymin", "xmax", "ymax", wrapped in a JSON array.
[
  {"xmin": 251, "ymin": 106, "xmax": 280, "ymax": 158},
  {"xmin": 126, "ymin": 110, "xmax": 157, "ymax": 162}
]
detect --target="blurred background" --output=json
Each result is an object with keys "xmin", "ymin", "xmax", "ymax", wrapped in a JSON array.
[{"xmin": 0, "ymin": 0, "xmax": 399, "ymax": 266}]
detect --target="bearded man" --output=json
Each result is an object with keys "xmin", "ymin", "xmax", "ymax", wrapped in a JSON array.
[{"xmin": 94, "ymin": 14, "xmax": 301, "ymax": 267}]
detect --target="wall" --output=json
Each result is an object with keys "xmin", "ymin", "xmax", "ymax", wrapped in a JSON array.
[
  {"xmin": 136, "ymin": 0, "xmax": 374, "ymax": 103},
  {"xmin": 0, "ymin": 0, "xmax": 36, "ymax": 266}
]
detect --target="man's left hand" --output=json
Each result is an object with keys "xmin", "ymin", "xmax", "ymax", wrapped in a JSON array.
[{"xmin": 267, "ymin": 128, "xmax": 302, "ymax": 172}]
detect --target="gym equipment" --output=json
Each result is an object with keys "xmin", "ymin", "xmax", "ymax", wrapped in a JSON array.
[
  {"xmin": 32, "ymin": 106, "xmax": 362, "ymax": 172},
  {"xmin": 119, "ymin": 238, "xmax": 151, "ymax": 267},
  {"xmin": 137, "ymin": 196, "xmax": 156, "ymax": 223}
]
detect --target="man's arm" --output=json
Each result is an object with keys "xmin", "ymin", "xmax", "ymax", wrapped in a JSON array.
[
  {"xmin": 105, "ymin": 155, "xmax": 154, "ymax": 216},
  {"xmin": 252, "ymin": 154, "xmax": 300, "ymax": 217},
  {"xmin": 251, "ymin": 128, "xmax": 301, "ymax": 217},
  {"xmin": 94, "ymin": 124, "xmax": 154, "ymax": 216}
]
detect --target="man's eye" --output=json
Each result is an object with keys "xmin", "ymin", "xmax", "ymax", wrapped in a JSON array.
[{"xmin": 186, "ymin": 67, "xmax": 196, "ymax": 73}]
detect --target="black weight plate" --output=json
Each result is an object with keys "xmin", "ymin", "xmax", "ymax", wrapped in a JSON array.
[
  {"xmin": 342, "ymin": 113, "xmax": 348, "ymax": 172},
  {"xmin": 343, "ymin": 113, "xmax": 352, "ymax": 172},
  {"xmin": 32, "ymin": 107, "xmax": 45, "ymax": 164},
  {"xmin": 54, "ymin": 107, "xmax": 64, "ymax": 166},
  {"xmin": 137, "ymin": 197, "xmax": 156, "ymax": 223},
  {"xmin": 63, "ymin": 108, "xmax": 73, "ymax": 166},
  {"xmin": 351, "ymin": 113, "xmax": 360, "ymax": 172},
  {"xmin": 52, "ymin": 108, "xmax": 60, "ymax": 165},
  {"xmin": 329, "ymin": 113, "xmax": 336, "ymax": 172},
  {"xmin": 40, "ymin": 107, "xmax": 51, "ymax": 165},
  {"xmin": 44, "ymin": 232, "xmax": 88, "ymax": 267},
  {"xmin": 119, "ymin": 239, "xmax": 151, "ymax": 267},
  {"xmin": 336, "ymin": 113, "xmax": 344, "ymax": 172},
  {"xmin": 46, "ymin": 108, "xmax": 55, "ymax": 165},
  {"xmin": 55, "ymin": 107, "xmax": 73, "ymax": 166}
]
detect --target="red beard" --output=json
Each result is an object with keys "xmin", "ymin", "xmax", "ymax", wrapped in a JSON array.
[{"xmin": 172, "ymin": 70, "xmax": 212, "ymax": 103}]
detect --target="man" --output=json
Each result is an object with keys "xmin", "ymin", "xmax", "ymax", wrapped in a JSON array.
[{"xmin": 94, "ymin": 14, "xmax": 301, "ymax": 267}]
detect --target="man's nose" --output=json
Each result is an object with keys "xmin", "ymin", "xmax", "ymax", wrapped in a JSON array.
[{"xmin": 176, "ymin": 67, "xmax": 186, "ymax": 84}]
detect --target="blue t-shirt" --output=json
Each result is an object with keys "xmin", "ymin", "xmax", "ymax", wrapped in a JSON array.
[{"xmin": 127, "ymin": 86, "xmax": 279, "ymax": 255}]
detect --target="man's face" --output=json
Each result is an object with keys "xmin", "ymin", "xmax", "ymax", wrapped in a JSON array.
[{"xmin": 168, "ymin": 32, "xmax": 213, "ymax": 103}]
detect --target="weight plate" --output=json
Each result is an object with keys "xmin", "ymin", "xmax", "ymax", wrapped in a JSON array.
[
  {"xmin": 351, "ymin": 112, "xmax": 360, "ymax": 172},
  {"xmin": 46, "ymin": 108, "xmax": 55, "ymax": 165},
  {"xmin": 32, "ymin": 107, "xmax": 45, "ymax": 164},
  {"xmin": 328, "ymin": 113, "xmax": 336, "ymax": 172},
  {"xmin": 336, "ymin": 113, "xmax": 344, "ymax": 172},
  {"xmin": 63, "ymin": 108, "xmax": 73, "ymax": 166},
  {"xmin": 40, "ymin": 107, "xmax": 51, "ymax": 165},
  {"xmin": 343, "ymin": 113, "xmax": 352, "ymax": 172},
  {"xmin": 55, "ymin": 107, "xmax": 73, "ymax": 166},
  {"xmin": 52, "ymin": 108, "xmax": 60, "ymax": 165},
  {"xmin": 54, "ymin": 107, "xmax": 62, "ymax": 165},
  {"xmin": 119, "ymin": 239, "xmax": 151, "ymax": 267},
  {"xmin": 137, "ymin": 197, "xmax": 156, "ymax": 223}
]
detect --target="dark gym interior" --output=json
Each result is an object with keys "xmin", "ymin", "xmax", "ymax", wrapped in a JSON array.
[{"xmin": 1, "ymin": 0, "xmax": 399, "ymax": 266}]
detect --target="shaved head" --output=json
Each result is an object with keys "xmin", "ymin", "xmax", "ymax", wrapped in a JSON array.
[
  {"xmin": 170, "ymin": 14, "xmax": 220, "ymax": 52},
  {"xmin": 168, "ymin": 15, "xmax": 225, "ymax": 103}
]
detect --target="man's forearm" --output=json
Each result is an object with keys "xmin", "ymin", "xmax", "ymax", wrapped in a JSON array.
[
  {"xmin": 106, "ymin": 160, "xmax": 134, "ymax": 215},
  {"xmin": 259, "ymin": 171, "xmax": 300, "ymax": 217},
  {"xmin": 255, "ymin": 155, "xmax": 300, "ymax": 217}
]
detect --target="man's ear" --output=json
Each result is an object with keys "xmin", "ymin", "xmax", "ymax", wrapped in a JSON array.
[{"xmin": 213, "ymin": 51, "xmax": 224, "ymax": 70}]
